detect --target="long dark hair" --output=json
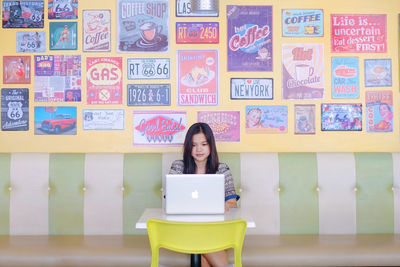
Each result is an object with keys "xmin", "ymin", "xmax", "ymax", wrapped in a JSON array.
[{"xmin": 183, "ymin": 122, "xmax": 219, "ymax": 174}]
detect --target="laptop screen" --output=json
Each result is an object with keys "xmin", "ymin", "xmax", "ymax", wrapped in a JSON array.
[{"xmin": 165, "ymin": 174, "xmax": 225, "ymax": 215}]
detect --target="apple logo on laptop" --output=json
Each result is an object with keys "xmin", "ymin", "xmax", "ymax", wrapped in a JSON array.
[{"xmin": 191, "ymin": 190, "xmax": 199, "ymax": 199}]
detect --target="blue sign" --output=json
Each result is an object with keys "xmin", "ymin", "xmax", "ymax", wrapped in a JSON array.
[
  {"xmin": 332, "ymin": 57, "xmax": 359, "ymax": 99},
  {"xmin": 282, "ymin": 9, "xmax": 323, "ymax": 37}
]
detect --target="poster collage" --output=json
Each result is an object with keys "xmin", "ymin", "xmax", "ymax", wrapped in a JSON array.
[{"xmin": 0, "ymin": 0, "xmax": 397, "ymax": 146}]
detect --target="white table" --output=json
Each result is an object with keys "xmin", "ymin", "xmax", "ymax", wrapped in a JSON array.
[{"xmin": 135, "ymin": 208, "xmax": 256, "ymax": 229}]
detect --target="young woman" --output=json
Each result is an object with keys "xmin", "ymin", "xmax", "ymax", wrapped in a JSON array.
[{"xmin": 169, "ymin": 122, "xmax": 239, "ymax": 267}]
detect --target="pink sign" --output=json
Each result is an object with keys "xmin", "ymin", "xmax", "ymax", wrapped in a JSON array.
[
  {"xmin": 197, "ymin": 111, "xmax": 240, "ymax": 142},
  {"xmin": 331, "ymin": 14, "xmax": 386, "ymax": 53},
  {"xmin": 178, "ymin": 50, "xmax": 218, "ymax": 106},
  {"xmin": 86, "ymin": 57, "xmax": 123, "ymax": 105}
]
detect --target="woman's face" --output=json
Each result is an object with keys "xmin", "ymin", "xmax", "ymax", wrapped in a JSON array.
[
  {"xmin": 379, "ymin": 104, "xmax": 393, "ymax": 121},
  {"xmin": 247, "ymin": 110, "xmax": 261, "ymax": 127},
  {"xmin": 191, "ymin": 132, "xmax": 210, "ymax": 165}
]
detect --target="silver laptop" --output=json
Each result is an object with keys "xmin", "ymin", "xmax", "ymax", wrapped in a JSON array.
[{"xmin": 165, "ymin": 174, "xmax": 225, "ymax": 215}]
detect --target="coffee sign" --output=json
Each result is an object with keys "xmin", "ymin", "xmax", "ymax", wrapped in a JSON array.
[
  {"xmin": 282, "ymin": 9, "xmax": 323, "ymax": 37},
  {"xmin": 83, "ymin": 10, "xmax": 111, "ymax": 52}
]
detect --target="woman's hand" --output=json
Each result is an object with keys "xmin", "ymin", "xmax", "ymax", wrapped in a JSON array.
[{"xmin": 225, "ymin": 198, "xmax": 237, "ymax": 212}]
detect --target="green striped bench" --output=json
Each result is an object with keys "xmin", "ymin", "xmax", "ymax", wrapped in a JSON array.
[{"xmin": 0, "ymin": 153, "xmax": 399, "ymax": 266}]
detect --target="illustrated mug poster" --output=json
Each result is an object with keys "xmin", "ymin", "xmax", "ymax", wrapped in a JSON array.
[
  {"xmin": 86, "ymin": 57, "xmax": 123, "ymax": 105},
  {"xmin": 34, "ymin": 55, "xmax": 81, "ymax": 102},
  {"xmin": 282, "ymin": 43, "xmax": 324, "ymax": 100},
  {"xmin": 366, "ymin": 90, "xmax": 393, "ymax": 132},
  {"xmin": 83, "ymin": 10, "xmax": 111, "ymax": 52},
  {"xmin": 133, "ymin": 111, "xmax": 186, "ymax": 146},
  {"xmin": 364, "ymin": 59, "xmax": 392, "ymax": 87},
  {"xmin": 331, "ymin": 14, "xmax": 386, "ymax": 53},
  {"xmin": 177, "ymin": 50, "xmax": 218, "ymax": 106},
  {"xmin": 245, "ymin": 105, "xmax": 288, "ymax": 134},
  {"xmin": 332, "ymin": 57, "xmax": 359, "ymax": 99},
  {"xmin": 197, "ymin": 111, "xmax": 240, "ymax": 142},
  {"xmin": 3, "ymin": 56, "xmax": 31, "ymax": 84},
  {"xmin": 117, "ymin": 0, "xmax": 169, "ymax": 52},
  {"xmin": 227, "ymin": 5, "xmax": 273, "ymax": 72},
  {"xmin": 1, "ymin": 88, "xmax": 29, "ymax": 131}
]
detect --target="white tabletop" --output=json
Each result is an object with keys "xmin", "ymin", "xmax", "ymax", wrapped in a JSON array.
[{"xmin": 135, "ymin": 208, "xmax": 256, "ymax": 229}]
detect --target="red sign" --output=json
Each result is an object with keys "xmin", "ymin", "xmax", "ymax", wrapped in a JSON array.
[
  {"xmin": 331, "ymin": 14, "xmax": 386, "ymax": 53},
  {"xmin": 176, "ymin": 22, "xmax": 219, "ymax": 44}
]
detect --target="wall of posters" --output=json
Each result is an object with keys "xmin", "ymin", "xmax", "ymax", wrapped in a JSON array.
[
  {"xmin": 366, "ymin": 90, "xmax": 393, "ymax": 132},
  {"xmin": 198, "ymin": 111, "xmax": 240, "ymax": 142},
  {"xmin": 3, "ymin": 56, "xmax": 31, "ymax": 84},
  {"xmin": 177, "ymin": 50, "xmax": 218, "ymax": 106},
  {"xmin": 282, "ymin": 43, "xmax": 324, "ymax": 99},
  {"xmin": 83, "ymin": 109, "xmax": 124, "ymax": 130},
  {"xmin": 1, "ymin": 88, "xmax": 29, "ymax": 131},
  {"xmin": 86, "ymin": 57, "xmax": 123, "ymax": 105},
  {"xmin": 16, "ymin": 31, "xmax": 46, "ymax": 53},
  {"xmin": 133, "ymin": 111, "xmax": 186, "ymax": 146},
  {"xmin": 282, "ymin": 9, "xmax": 323, "ymax": 37},
  {"xmin": 321, "ymin": 103, "xmax": 362, "ymax": 131},
  {"xmin": 245, "ymin": 105, "xmax": 288, "ymax": 134},
  {"xmin": 83, "ymin": 10, "xmax": 111, "ymax": 52},
  {"xmin": 34, "ymin": 55, "xmax": 81, "ymax": 102},
  {"xmin": 332, "ymin": 57, "xmax": 359, "ymax": 98},
  {"xmin": 2, "ymin": 1, "xmax": 44, "ymax": 28},
  {"xmin": 227, "ymin": 5, "xmax": 273, "ymax": 71},
  {"xmin": 117, "ymin": 0, "xmax": 169, "ymax": 52},
  {"xmin": 331, "ymin": 14, "xmax": 386, "ymax": 53}
]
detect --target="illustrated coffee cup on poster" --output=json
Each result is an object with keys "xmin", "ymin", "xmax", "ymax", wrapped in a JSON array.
[
  {"xmin": 295, "ymin": 64, "xmax": 314, "ymax": 80},
  {"xmin": 139, "ymin": 22, "xmax": 162, "ymax": 43}
]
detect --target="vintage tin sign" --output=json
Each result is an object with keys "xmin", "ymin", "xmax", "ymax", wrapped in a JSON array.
[
  {"xmin": 34, "ymin": 106, "xmax": 77, "ymax": 135},
  {"xmin": 321, "ymin": 103, "xmax": 362, "ymax": 131},
  {"xmin": 331, "ymin": 14, "xmax": 386, "ymax": 53},
  {"xmin": 364, "ymin": 59, "xmax": 392, "ymax": 87},
  {"xmin": 332, "ymin": 57, "xmax": 359, "ymax": 99},
  {"xmin": 127, "ymin": 84, "xmax": 170, "ymax": 106},
  {"xmin": 83, "ymin": 109, "xmax": 125, "ymax": 130},
  {"xmin": 230, "ymin": 78, "xmax": 273, "ymax": 100},
  {"xmin": 16, "ymin": 31, "xmax": 46, "ymax": 53},
  {"xmin": 198, "ymin": 111, "xmax": 240, "ymax": 142},
  {"xmin": 49, "ymin": 21, "xmax": 78, "ymax": 50},
  {"xmin": 2, "ymin": 1, "xmax": 44, "ymax": 28},
  {"xmin": 1, "ymin": 88, "xmax": 29, "ymax": 131},
  {"xmin": 117, "ymin": 0, "xmax": 169, "ymax": 52},
  {"xmin": 176, "ymin": 22, "xmax": 219, "ymax": 44},
  {"xmin": 294, "ymin": 104, "xmax": 315, "ymax": 134},
  {"xmin": 133, "ymin": 110, "xmax": 186, "ymax": 146},
  {"xmin": 227, "ymin": 5, "xmax": 273, "ymax": 71},
  {"xmin": 366, "ymin": 90, "xmax": 393, "ymax": 132},
  {"xmin": 245, "ymin": 105, "xmax": 288, "ymax": 134},
  {"xmin": 177, "ymin": 50, "xmax": 218, "ymax": 106},
  {"xmin": 3, "ymin": 56, "xmax": 31, "ymax": 84},
  {"xmin": 83, "ymin": 10, "xmax": 111, "ymax": 52},
  {"xmin": 176, "ymin": 0, "xmax": 218, "ymax": 17},
  {"xmin": 127, "ymin": 58, "xmax": 170, "ymax": 80},
  {"xmin": 48, "ymin": 0, "xmax": 78, "ymax": 19},
  {"xmin": 282, "ymin": 9, "xmax": 323, "ymax": 37},
  {"xmin": 86, "ymin": 57, "xmax": 123, "ymax": 105}
]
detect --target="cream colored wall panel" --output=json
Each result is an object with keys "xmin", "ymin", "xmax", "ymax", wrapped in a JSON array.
[
  {"xmin": 10, "ymin": 153, "xmax": 49, "ymax": 235},
  {"xmin": 84, "ymin": 154, "xmax": 124, "ymax": 235},
  {"xmin": 317, "ymin": 153, "xmax": 356, "ymax": 234},
  {"xmin": 393, "ymin": 153, "xmax": 400, "ymax": 234},
  {"xmin": 240, "ymin": 153, "xmax": 280, "ymax": 235}
]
